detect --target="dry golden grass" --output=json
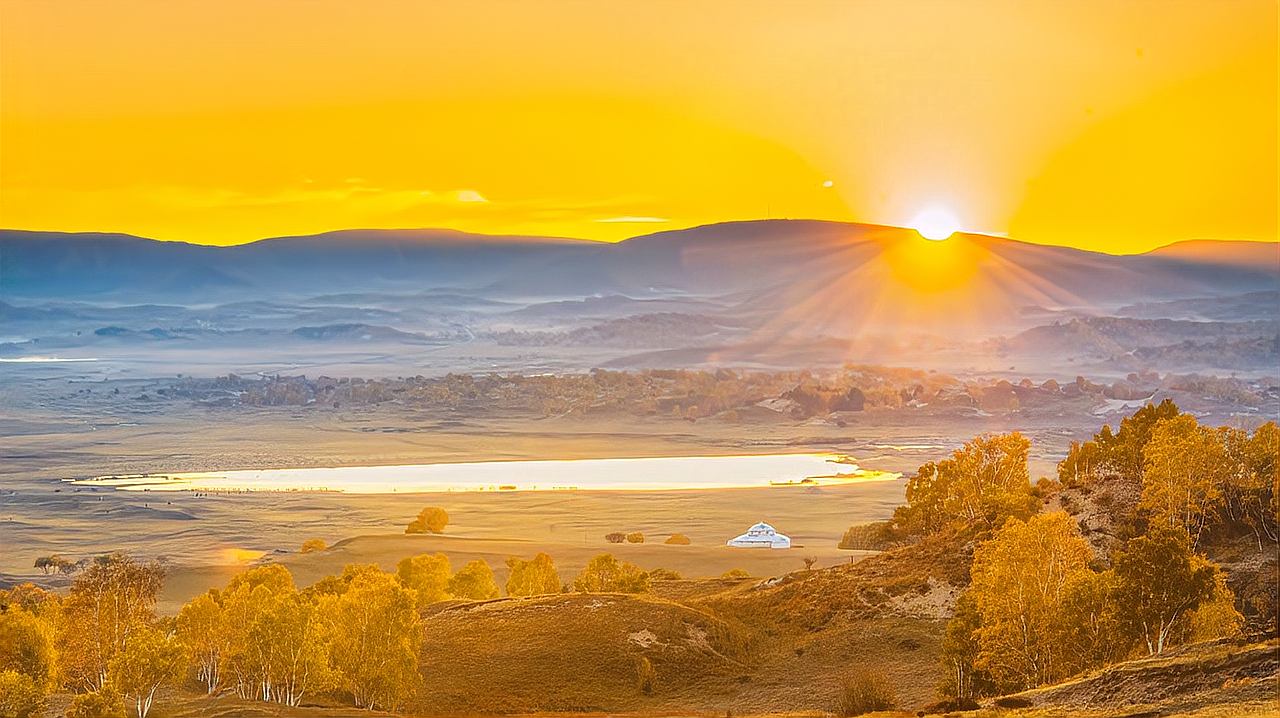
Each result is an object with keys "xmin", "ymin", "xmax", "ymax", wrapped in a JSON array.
[
  {"xmin": 991, "ymin": 638, "xmax": 1279, "ymax": 718},
  {"xmin": 409, "ymin": 592, "xmax": 751, "ymax": 715}
]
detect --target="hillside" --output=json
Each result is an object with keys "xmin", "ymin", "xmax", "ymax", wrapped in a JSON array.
[
  {"xmin": 996, "ymin": 638, "xmax": 1278, "ymax": 717},
  {"xmin": 381, "ymin": 532, "xmax": 974, "ymax": 715}
]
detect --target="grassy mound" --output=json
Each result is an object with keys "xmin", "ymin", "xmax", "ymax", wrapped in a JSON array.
[{"xmin": 410, "ymin": 592, "xmax": 749, "ymax": 715}]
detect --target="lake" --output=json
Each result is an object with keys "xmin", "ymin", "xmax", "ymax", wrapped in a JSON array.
[{"xmin": 66, "ymin": 453, "xmax": 899, "ymax": 494}]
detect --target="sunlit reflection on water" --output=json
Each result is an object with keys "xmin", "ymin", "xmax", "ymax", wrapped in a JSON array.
[{"xmin": 67, "ymin": 454, "xmax": 900, "ymax": 494}]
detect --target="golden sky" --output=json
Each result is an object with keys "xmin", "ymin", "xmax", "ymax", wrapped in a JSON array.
[{"xmin": 1, "ymin": 0, "xmax": 1275, "ymax": 252}]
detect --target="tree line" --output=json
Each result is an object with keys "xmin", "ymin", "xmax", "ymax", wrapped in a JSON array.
[
  {"xmin": 877, "ymin": 400, "xmax": 1276, "ymax": 699},
  {"xmin": 0, "ymin": 546, "xmax": 658, "ymax": 717}
]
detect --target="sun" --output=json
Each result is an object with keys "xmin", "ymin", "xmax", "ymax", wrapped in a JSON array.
[{"xmin": 911, "ymin": 206, "xmax": 961, "ymax": 241}]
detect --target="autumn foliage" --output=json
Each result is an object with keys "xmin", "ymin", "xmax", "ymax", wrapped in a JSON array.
[
  {"xmin": 893, "ymin": 432, "xmax": 1038, "ymax": 537},
  {"xmin": 405, "ymin": 506, "xmax": 450, "ymax": 534},
  {"xmin": 938, "ymin": 402, "xmax": 1262, "ymax": 700}
]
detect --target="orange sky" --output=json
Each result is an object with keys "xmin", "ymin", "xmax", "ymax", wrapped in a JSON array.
[{"xmin": 1, "ymin": 0, "xmax": 1275, "ymax": 252}]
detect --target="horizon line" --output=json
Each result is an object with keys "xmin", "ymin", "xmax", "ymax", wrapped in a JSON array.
[{"xmin": 1, "ymin": 218, "xmax": 1276, "ymax": 257}]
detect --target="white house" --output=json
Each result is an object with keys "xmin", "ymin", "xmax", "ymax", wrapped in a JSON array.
[{"xmin": 726, "ymin": 521, "xmax": 791, "ymax": 549}]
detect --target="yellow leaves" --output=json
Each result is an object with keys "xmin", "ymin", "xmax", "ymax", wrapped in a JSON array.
[
  {"xmin": 224, "ymin": 563, "xmax": 295, "ymax": 596},
  {"xmin": 406, "ymin": 506, "xmax": 449, "ymax": 534},
  {"xmin": 175, "ymin": 593, "xmax": 225, "ymax": 693},
  {"xmin": 395, "ymin": 553, "xmax": 452, "ymax": 607},
  {"xmin": 327, "ymin": 570, "xmax": 421, "ymax": 711},
  {"xmin": 505, "ymin": 553, "xmax": 562, "ymax": 597},
  {"xmin": 0, "ymin": 608, "xmax": 54, "ymax": 691},
  {"xmin": 447, "ymin": 559, "xmax": 501, "ymax": 601},
  {"xmin": 1176, "ymin": 562, "xmax": 1244, "ymax": 644},
  {"xmin": 57, "ymin": 554, "xmax": 164, "ymax": 693},
  {"xmin": 898, "ymin": 432, "xmax": 1036, "ymax": 536},
  {"xmin": 106, "ymin": 626, "xmax": 187, "ymax": 718},
  {"xmin": 300, "ymin": 538, "xmax": 327, "ymax": 553},
  {"xmin": 1140, "ymin": 414, "xmax": 1231, "ymax": 547},
  {"xmin": 573, "ymin": 554, "xmax": 651, "ymax": 594},
  {"xmin": 968, "ymin": 512, "xmax": 1093, "ymax": 691}
]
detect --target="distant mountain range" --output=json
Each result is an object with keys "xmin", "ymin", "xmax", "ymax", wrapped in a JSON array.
[
  {"xmin": 3, "ymin": 220, "xmax": 1275, "ymax": 304},
  {"xmin": 2, "ymin": 222, "xmax": 1275, "ymax": 376}
]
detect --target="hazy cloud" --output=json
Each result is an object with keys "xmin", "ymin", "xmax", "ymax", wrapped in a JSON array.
[{"xmin": 455, "ymin": 190, "xmax": 489, "ymax": 203}]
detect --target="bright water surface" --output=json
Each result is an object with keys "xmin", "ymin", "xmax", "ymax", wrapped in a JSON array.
[{"xmin": 67, "ymin": 453, "xmax": 899, "ymax": 494}]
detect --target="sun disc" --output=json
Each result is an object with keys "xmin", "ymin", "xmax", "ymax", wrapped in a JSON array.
[{"xmin": 912, "ymin": 207, "xmax": 961, "ymax": 241}]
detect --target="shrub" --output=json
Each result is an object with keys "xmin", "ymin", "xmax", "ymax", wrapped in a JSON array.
[
  {"xmin": 573, "ymin": 554, "xmax": 650, "ymax": 593},
  {"xmin": 722, "ymin": 569, "xmax": 750, "ymax": 579},
  {"xmin": 635, "ymin": 655, "xmax": 656, "ymax": 694},
  {"xmin": 834, "ymin": 668, "xmax": 896, "ymax": 717},
  {"xmin": 648, "ymin": 568, "xmax": 682, "ymax": 580},
  {"xmin": 626, "ymin": 532, "xmax": 644, "ymax": 544},
  {"xmin": 406, "ymin": 507, "xmax": 449, "ymax": 534},
  {"xmin": 300, "ymin": 538, "xmax": 327, "ymax": 553},
  {"xmin": 0, "ymin": 671, "xmax": 45, "ymax": 718},
  {"xmin": 605, "ymin": 532, "xmax": 626, "ymax": 544},
  {"xmin": 838, "ymin": 521, "xmax": 905, "ymax": 550},
  {"xmin": 664, "ymin": 533, "xmax": 691, "ymax": 545},
  {"xmin": 67, "ymin": 686, "xmax": 126, "ymax": 718}
]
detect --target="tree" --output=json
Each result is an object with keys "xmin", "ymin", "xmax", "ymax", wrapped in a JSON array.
[
  {"xmin": 626, "ymin": 532, "xmax": 645, "ymax": 543},
  {"xmin": 57, "ymin": 553, "xmax": 165, "ymax": 692},
  {"xmin": 967, "ymin": 512, "xmax": 1092, "ymax": 691},
  {"xmin": 0, "ymin": 608, "xmax": 54, "ymax": 690},
  {"xmin": 107, "ymin": 626, "xmax": 186, "ymax": 718},
  {"xmin": 939, "ymin": 593, "xmax": 995, "ymax": 699},
  {"xmin": 1222, "ymin": 421, "xmax": 1279, "ymax": 547},
  {"xmin": 0, "ymin": 584, "xmax": 57, "ymax": 617},
  {"xmin": 605, "ymin": 532, "xmax": 626, "ymax": 544},
  {"xmin": 300, "ymin": 539, "xmax": 327, "ymax": 553},
  {"xmin": 395, "ymin": 553, "xmax": 452, "ymax": 606},
  {"xmin": 664, "ymin": 533, "xmax": 691, "ymax": 545},
  {"xmin": 326, "ymin": 569, "xmax": 421, "ymax": 711},
  {"xmin": 1057, "ymin": 569, "xmax": 1125, "ymax": 676},
  {"xmin": 260, "ymin": 589, "xmax": 330, "ymax": 707},
  {"xmin": 1140, "ymin": 415, "xmax": 1229, "ymax": 548},
  {"xmin": 447, "ymin": 559, "xmax": 500, "ymax": 601},
  {"xmin": 573, "ymin": 554, "xmax": 651, "ymax": 594},
  {"xmin": 1173, "ymin": 568, "xmax": 1244, "ymax": 645},
  {"xmin": 505, "ymin": 553, "xmax": 561, "ymax": 597},
  {"xmin": 1112, "ymin": 525, "xmax": 1215, "ymax": 655},
  {"xmin": 300, "ymin": 563, "xmax": 382, "ymax": 601},
  {"xmin": 175, "ymin": 592, "xmax": 226, "ymax": 694},
  {"xmin": 895, "ymin": 433, "xmax": 1037, "ymax": 536},
  {"xmin": 405, "ymin": 507, "xmax": 449, "ymax": 534},
  {"xmin": 219, "ymin": 565, "xmax": 329, "ymax": 706},
  {"xmin": 1058, "ymin": 399, "xmax": 1181, "ymax": 486},
  {"xmin": 0, "ymin": 670, "xmax": 45, "ymax": 718}
]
